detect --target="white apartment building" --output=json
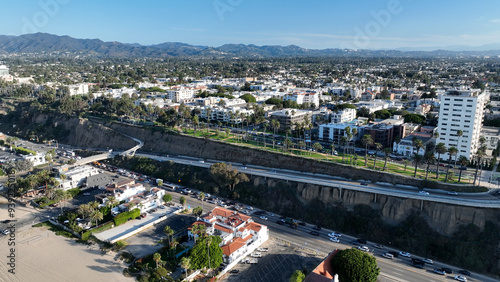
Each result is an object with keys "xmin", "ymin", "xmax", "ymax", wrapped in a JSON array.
[
  {"xmin": 330, "ymin": 108, "xmax": 356, "ymax": 123},
  {"xmin": 166, "ymin": 87, "xmax": 195, "ymax": 103},
  {"xmin": 318, "ymin": 122, "xmax": 364, "ymax": 145},
  {"xmin": 68, "ymin": 83, "xmax": 89, "ymax": 96},
  {"xmin": 437, "ymin": 89, "xmax": 489, "ymax": 160},
  {"xmin": 0, "ymin": 65, "xmax": 9, "ymax": 76},
  {"xmin": 283, "ymin": 91, "xmax": 320, "ymax": 107},
  {"xmin": 188, "ymin": 207, "xmax": 269, "ymax": 265},
  {"xmin": 57, "ymin": 165, "xmax": 101, "ymax": 190}
]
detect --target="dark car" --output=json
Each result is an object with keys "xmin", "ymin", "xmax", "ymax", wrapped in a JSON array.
[
  {"xmin": 441, "ymin": 268, "xmax": 453, "ymax": 274},
  {"xmin": 457, "ymin": 270, "xmax": 471, "ymax": 276},
  {"xmin": 310, "ymin": 231, "xmax": 320, "ymax": 236},
  {"xmin": 411, "ymin": 261, "xmax": 425, "ymax": 269},
  {"xmin": 388, "ymin": 251, "xmax": 399, "ymax": 258},
  {"xmin": 230, "ymin": 269, "xmax": 239, "ymax": 274},
  {"xmin": 298, "ymin": 221, "xmax": 306, "ymax": 226},
  {"xmin": 313, "ymin": 225, "xmax": 321, "ymax": 231},
  {"xmin": 350, "ymin": 240, "xmax": 360, "ymax": 246},
  {"xmin": 357, "ymin": 238, "xmax": 367, "ymax": 244},
  {"xmin": 411, "ymin": 258, "xmax": 424, "ymax": 264},
  {"xmin": 277, "ymin": 220, "xmax": 285, "ymax": 225}
]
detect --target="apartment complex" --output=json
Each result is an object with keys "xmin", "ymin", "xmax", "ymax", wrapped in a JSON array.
[
  {"xmin": 330, "ymin": 108, "xmax": 356, "ymax": 123},
  {"xmin": 269, "ymin": 109, "xmax": 311, "ymax": 130},
  {"xmin": 437, "ymin": 89, "xmax": 489, "ymax": 160},
  {"xmin": 188, "ymin": 207, "xmax": 269, "ymax": 264}
]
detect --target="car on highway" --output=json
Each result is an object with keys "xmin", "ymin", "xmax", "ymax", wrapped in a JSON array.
[
  {"xmin": 277, "ymin": 220, "xmax": 284, "ymax": 225},
  {"xmin": 440, "ymin": 267, "xmax": 452, "ymax": 274},
  {"xmin": 382, "ymin": 253, "xmax": 394, "ymax": 259},
  {"xmin": 423, "ymin": 258, "xmax": 433, "ymax": 264},
  {"xmin": 399, "ymin": 251, "xmax": 411, "ymax": 258},
  {"xmin": 313, "ymin": 225, "xmax": 321, "ymax": 231},
  {"xmin": 447, "ymin": 191, "xmax": 459, "ymax": 195},
  {"xmin": 328, "ymin": 232, "xmax": 341, "ymax": 237},
  {"xmin": 418, "ymin": 191, "xmax": 430, "ymax": 195},
  {"xmin": 329, "ymin": 237, "xmax": 340, "ymax": 243},
  {"xmin": 457, "ymin": 270, "xmax": 471, "ymax": 276},
  {"xmin": 2, "ymin": 229, "xmax": 10, "ymax": 235},
  {"xmin": 259, "ymin": 216, "xmax": 268, "ymax": 220},
  {"xmin": 454, "ymin": 275, "xmax": 467, "ymax": 282},
  {"xmin": 298, "ymin": 221, "xmax": 306, "ymax": 226},
  {"xmin": 357, "ymin": 246, "xmax": 369, "ymax": 252},
  {"xmin": 357, "ymin": 238, "xmax": 367, "ymax": 244},
  {"xmin": 359, "ymin": 182, "xmax": 368, "ymax": 186},
  {"xmin": 310, "ymin": 231, "xmax": 320, "ymax": 236},
  {"xmin": 433, "ymin": 269, "xmax": 446, "ymax": 275},
  {"xmin": 374, "ymin": 244, "xmax": 384, "ymax": 249}
]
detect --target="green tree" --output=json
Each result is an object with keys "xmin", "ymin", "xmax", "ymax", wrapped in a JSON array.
[
  {"xmin": 331, "ymin": 248, "xmax": 379, "ymax": 282},
  {"xmin": 412, "ymin": 137, "xmax": 424, "ymax": 177},
  {"xmin": 162, "ymin": 194, "xmax": 172, "ymax": 204},
  {"xmin": 372, "ymin": 143, "xmax": 382, "ymax": 169},
  {"xmin": 164, "ymin": 226, "xmax": 174, "ymax": 247},
  {"xmin": 189, "ymin": 236, "xmax": 223, "ymax": 270},
  {"xmin": 153, "ymin": 252, "xmax": 161, "ymax": 269},
  {"xmin": 180, "ymin": 257, "xmax": 191, "ymax": 277},
  {"xmin": 445, "ymin": 146, "xmax": 458, "ymax": 182},
  {"xmin": 290, "ymin": 270, "xmax": 305, "ymax": 282},
  {"xmin": 180, "ymin": 196, "xmax": 186, "ymax": 208},
  {"xmin": 240, "ymin": 93, "xmax": 256, "ymax": 103}
]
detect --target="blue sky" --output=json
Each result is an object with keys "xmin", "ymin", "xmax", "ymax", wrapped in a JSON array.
[{"xmin": 1, "ymin": 0, "xmax": 500, "ymax": 50}]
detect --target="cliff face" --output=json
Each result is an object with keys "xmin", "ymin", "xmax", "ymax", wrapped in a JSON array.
[{"xmin": 47, "ymin": 119, "xmax": 497, "ymax": 236}]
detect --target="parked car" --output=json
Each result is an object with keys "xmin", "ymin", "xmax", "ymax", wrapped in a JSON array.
[
  {"xmin": 83, "ymin": 192, "xmax": 91, "ymax": 196},
  {"xmin": 257, "ymin": 247, "xmax": 269, "ymax": 252},
  {"xmin": 230, "ymin": 269, "xmax": 239, "ymax": 274}
]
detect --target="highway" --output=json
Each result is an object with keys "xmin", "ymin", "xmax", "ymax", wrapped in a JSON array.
[
  {"xmin": 136, "ymin": 153, "xmax": 500, "ymax": 208},
  {"xmin": 157, "ymin": 186, "xmax": 496, "ymax": 282}
]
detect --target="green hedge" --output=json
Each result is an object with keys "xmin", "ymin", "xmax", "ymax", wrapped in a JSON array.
[
  {"xmin": 114, "ymin": 208, "xmax": 140, "ymax": 226},
  {"xmin": 81, "ymin": 230, "xmax": 92, "ymax": 241},
  {"xmin": 14, "ymin": 147, "xmax": 36, "ymax": 155},
  {"xmin": 67, "ymin": 188, "xmax": 81, "ymax": 198}
]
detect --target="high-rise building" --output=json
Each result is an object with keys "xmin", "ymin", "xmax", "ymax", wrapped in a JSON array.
[{"xmin": 436, "ymin": 88, "xmax": 489, "ymax": 161}]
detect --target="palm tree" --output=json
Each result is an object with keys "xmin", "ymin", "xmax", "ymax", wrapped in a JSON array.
[
  {"xmin": 180, "ymin": 257, "xmax": 191, "ymax": 278},
  {"xmin": 382, "ymin": 148, "xmax": 391, "ymax": 171},
  {"xmin": 435, "ymin": 143, "xmax": 447, "ymax": 179},
  {"xmin": 445, "ymin": 146, "xmax": 458, "ymax": 182},
  {"xmin": 351, "ymin": 127, "xmax": 358, "ymax": 160},
  {"xmin": 298, "ymin": 141, "xmax": 306, "ymax": 155},
  {"xmin": 164, "ymin": 225, "xmax": 174, "ymax": 247},
  {"xmin": 284, "ymin": 138, "xmax": 293, "ymax": 152},
  {"xmin": 90, "ymin": 210, "xmax": 103, "ymax": 227},
  {"xmin": 412, "ymin": 138, "xmax": 424, "ymax": 177},
  {"xmin": 180, "ymin": 196, "xmax": 186, "ymax": 209},
  {"xmin": 312, "ymin": 142, "xmax": 323, "ymax": 153},
  {"xmin": 330, "ymin": 143, "xmax": 336, "ymax": 157},
  {"xmin": 403, "ymin": 159, "xmax": 410, "ymax": 171},
  {"xmin": 199, "ymin": 192, "xmax": 205, "ymax": 212},
  {"xmin": 413, "ymin": 154, "xmax": 424, "ymax": 177},
  {"xmin": 153, "ymin": 252, "xmax": 161, "ymax": 269},
  {"xmin": 206, "ymin": 236, "xmax": 213, "ymax": 270},
  {"xmin": 457, "ymin": 156, "xmax": 468, "ymax": 182},
  {"xmin": 193, "ymin": 115, "xmax": 199, "ymax": 136},
  {"xmin": 340, "ymin": 136, "xmax": 348, "ymax": 163},
  {"xmin": 473, "ymin": 143, "xmax": 487, "ymax": 186},
  {"xmin": 361, "ymin": 134, "xmax": 374, "ymax": 166},
  {"xmin": 372, "ymin": 143, "xmax": 383, "ymax": 169},
  {"xmin": 423, "ymin": 152, "xmax": 435, "ymax": 180}
]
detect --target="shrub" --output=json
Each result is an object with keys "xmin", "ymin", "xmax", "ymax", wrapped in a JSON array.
[{"xmin": 114, "ymin": 208, "xmax": 140, "ymax": 226}]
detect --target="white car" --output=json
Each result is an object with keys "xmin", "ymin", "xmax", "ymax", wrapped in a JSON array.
[
  {"xmin": 357, "ymin": 246, "xmax": 370, "ymax": 252},
  {"xmin": 418, "ymin": 191, "xmax": 430, "ymax": 195},
  {"xmin": 259, "ymin": 216, "xmax": 268, "ymax": 220},
  {"xmin": 454, "ymin": 275, "xmax": 467, "ymax": 282},
  {"xmin": 448, "ymin": 191, "xmax": 458, "ymax": 195},
  {"xmin": 329, "ymin": 237, "xmax": 340, "ymax": 243},
  {"xmin": 83, "ymin": 193, "xmax": 91, "ymax": 196},
  {"xmin": 423, "ymin": 258, "xmax": 434, "ymax": 264},
  {"xmin": 2, "ymin": 229, "xmax": 10, "ymax": 235},
  {"xmin": 399, "ymin": 251, "xmax": 411, "ymax": 258},
  {"xmin": 382, "ymin": 253, "xmax": 394, "ymax": 259},
  {"xmin": 328, "ymin": 232, "xmax": 342, "ymax": 237}
]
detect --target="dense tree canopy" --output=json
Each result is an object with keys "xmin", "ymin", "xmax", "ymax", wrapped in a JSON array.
[
  {"xmin": 331, "ymin": 248, "xmax": 380, "ymax": 282},
  {"xmin": 188, "ymin": 236, "xmax": 223, "ymax": 270}
]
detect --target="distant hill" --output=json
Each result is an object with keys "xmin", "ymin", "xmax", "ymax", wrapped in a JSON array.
[{"xmin": 0, "ymin": 33, "xmax": 500, "ymax": 58}]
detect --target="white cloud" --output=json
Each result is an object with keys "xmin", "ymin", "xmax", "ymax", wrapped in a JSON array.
[{"xmin": 489, "ymin": 19, "xmax": 500, "ymax": 24}]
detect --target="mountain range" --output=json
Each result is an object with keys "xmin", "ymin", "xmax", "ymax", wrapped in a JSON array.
[{"xmin": 1, "ymin": 33, "xmax": 500, "ymax": 58}]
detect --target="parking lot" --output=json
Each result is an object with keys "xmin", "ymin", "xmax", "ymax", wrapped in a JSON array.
[{"xmin": 221, "ymin": 238, "xmax": 324, "ymax": 282}]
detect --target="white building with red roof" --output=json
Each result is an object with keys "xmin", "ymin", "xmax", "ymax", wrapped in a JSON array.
[{"xmin": 188, "ymin": 207, "xmax": 269, "ymax": 264}]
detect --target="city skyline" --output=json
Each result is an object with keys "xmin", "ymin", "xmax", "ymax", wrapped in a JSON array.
[{"xmin": 1, "ymin": 1, "xmax": 500, "ymax": 50}]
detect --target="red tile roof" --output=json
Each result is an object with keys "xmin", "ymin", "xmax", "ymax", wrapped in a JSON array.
[
  {"xmin": 304, "ymin": 250, "xmax": 339, "ymax": 282},
  {"xmin": 211, "ymin": 207, "xmax": 235, "ymax": 218},
  {"xmin": 214, "ymin": 223, "xmax": 233, "ymax": 234},
  {"xmin": 245, "ymin": 222, "xmax": 262, "ymax": 232}
]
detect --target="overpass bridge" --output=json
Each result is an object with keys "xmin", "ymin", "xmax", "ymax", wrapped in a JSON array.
[{"xmin": 74, "ymin": 134, "xmax": 144, "ymax": 166}]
